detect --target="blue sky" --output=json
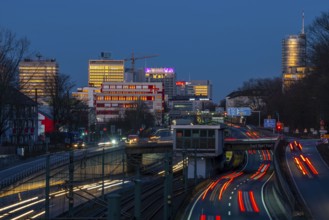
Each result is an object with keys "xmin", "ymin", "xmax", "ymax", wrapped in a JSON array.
[{"xmin": 1, "ymin": 1, "xmax": 328, "ymax": 102}]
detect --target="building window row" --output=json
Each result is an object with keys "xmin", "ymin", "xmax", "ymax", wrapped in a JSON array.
[
  {"xmin": 102, "ymin": 85, "xmax": 157, "ymax": 90},
  {"xmin": 96, "ymin": 96, "xmax": 155, "ymax": 101},
  {"xmin": 96, "ymin": 110, "xmax": 120, "ymax": 115},
  {"xmin": 96, "ymin": 103, "xmax": 138, "ymax": 108}
]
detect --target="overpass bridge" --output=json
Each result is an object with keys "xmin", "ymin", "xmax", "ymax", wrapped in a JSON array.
[
  {"xmin": 0, "ymin": 136, "xmax": 278, "ymax": 219},
  {"xmin": 224, "ymin": 138, "xmax": 277, "ymax": 151},
  {"xmin": 125, "ymin": 138, "xmax": 277, "ymax": 155}
]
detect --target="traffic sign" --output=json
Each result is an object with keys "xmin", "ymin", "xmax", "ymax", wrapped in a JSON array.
[
  {"xmin": 227, "ymin": 107, "xmax": 238, "ymax": 116},
  {"xmin": 227, "ymin": 107, "xmax": 252, "ymax": 116},
  {"xmin": 264, "ymin": 119, "xmax": 276, "ymax": 128},
  {"xmin": 237, "ymin": 107, "xmax": 251, "ymax": 116}
]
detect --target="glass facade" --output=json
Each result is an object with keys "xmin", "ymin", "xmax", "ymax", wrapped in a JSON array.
[
  {"xmin": 282, "ymin": 34, "xmax": 307, "ymax": 92},
  {"xmin": 88, "ymin": 60, "xmax": 124, "ymax": 87},
  {"xmin": 282, "ymin": 34, "xmax": 306, "ymax": 74},
  {"xmin": 19, "ymin": 59, "xmax": 58, "ymax": 102},
  {"xmin": 194, "ymin": 85, "xmax": 208, "ymax": 97}
]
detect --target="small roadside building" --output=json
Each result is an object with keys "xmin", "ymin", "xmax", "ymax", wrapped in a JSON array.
[{"xmin": 172, "ymin": 124, "xmax": 226, "ymax": 179}]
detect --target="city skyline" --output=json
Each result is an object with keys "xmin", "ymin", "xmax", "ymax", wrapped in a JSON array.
[{"xmin": 1, "ymin": 1, "xmax": 328, "ymax": 102}]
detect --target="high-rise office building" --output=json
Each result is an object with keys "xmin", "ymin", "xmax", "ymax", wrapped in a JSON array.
[
  {"xmin": 174, "ymin": 80, "xmax": 212, "ymax": 99},
  {"xmin": 88, "ymin": 57, "xmax": 124, "ymax": 88},
  {"xmin": 145, "ymin": 67, "xmax": 176, "ymax": 100},
  {"xmin": 282, "ymin": 34, "xmax": 306, "ymax": 74},
  {"xmin": 189, "ymin": 80, "xmax": 212, "ymax": 99},
  {"xmin": 19, "ymin": 58, "xmax": 59, "ymax": 103},
  {"xmin": 282, "ymin": 12, "xmax": 309, "ymax": 91}
]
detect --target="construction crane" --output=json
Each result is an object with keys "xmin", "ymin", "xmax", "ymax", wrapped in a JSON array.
[{"xmin": 124, "ymin": 51, "xmax": 159, "ymax": 76}]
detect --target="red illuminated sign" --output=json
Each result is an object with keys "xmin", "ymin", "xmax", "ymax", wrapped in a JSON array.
[{"xmin": 176, "ymin": 81, "xmax": 186, "ymax": 86}]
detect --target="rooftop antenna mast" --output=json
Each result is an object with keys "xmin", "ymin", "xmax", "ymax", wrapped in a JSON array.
[{"xmin": 301, "ymin": 10, "xmax": 305, "ymax": 35}]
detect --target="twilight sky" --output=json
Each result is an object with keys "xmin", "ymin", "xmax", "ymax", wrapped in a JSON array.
[{"xmin": 1, "ymin": 1, "xmax": 328, "ymax": 102}]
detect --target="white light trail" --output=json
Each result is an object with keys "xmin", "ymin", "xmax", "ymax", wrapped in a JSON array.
[
  {"xmin": 11, "ymin": 210, "xmax": 34, "ymax": 220},
  {"xmin": 0, "ymin": 197, "xmax": 38, "ymax": 212}
]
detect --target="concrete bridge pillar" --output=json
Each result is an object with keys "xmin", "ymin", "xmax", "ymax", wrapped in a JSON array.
[{"xmin": 126, "ymin": 153, "xmax": 142, "ymax": 174}]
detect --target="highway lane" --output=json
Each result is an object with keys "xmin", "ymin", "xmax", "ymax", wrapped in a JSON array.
[
  {"xmin": 285, "ymin": 139, "xmax": 329, "ymax": 220},
  {"xmin": 186, "ymin": 149, "xmax": 273, "ymax": 220}
]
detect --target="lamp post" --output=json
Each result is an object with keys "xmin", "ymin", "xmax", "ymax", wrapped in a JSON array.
[{"xmin": 252, "ymin": 111, "xmax": 261, "ymax": 127}]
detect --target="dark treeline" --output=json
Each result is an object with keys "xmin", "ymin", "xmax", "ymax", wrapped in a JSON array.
[{"xmin": 238, "ymin": 11, "xmax": 329, "ymax": 131}]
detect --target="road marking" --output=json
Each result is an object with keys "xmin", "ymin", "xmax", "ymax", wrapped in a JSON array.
[
  {"xmin": 187, "ymin": 190, "xmax": 205, "ymax": 220},
  {"xmin": 228, "ymin": 202, "xmax": 231, "ymax": 206},
  {"xmin": 229, "ymin": 196, "xmax": 232, "ymax": 200},
  {"xmin": 228, "ymin": 211, "xmax": 231, "ymax": 216},
  {"xmin": 231, "ymin": 191, "xmax": 234, "ymax": 194},
  {"xmin": 261, "ymin": 170, "xmax": 274, "ymax": 220}
]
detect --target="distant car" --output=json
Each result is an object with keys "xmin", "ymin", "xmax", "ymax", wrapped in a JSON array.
[
  {"xmin": 148, "ymin": 129, "xmax": 173, "ymax": 143},
  {"xmin": 72, "ymin": 140, "xmax": 85, "ymax": 149},
  {"xmin": 98, "ymin": 136, "xmax": 119, "ymax": 147},
  {"xmin": 98, "ymin": 138, "xmax": 111, "ymax": 147},
  {"xmin": 126, "ymin": 135, "xmax": 140, "ymax": 144},
  {"xmin": 109, "ymin": 136, "xmax": 119, "ymax": 145}
]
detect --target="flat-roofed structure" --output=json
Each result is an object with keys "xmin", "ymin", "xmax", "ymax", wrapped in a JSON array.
[
  {"xmin": 172, "ymin": 124, "xmax": 225, "ymax": 178},
  {"xmin": 19, "ymin": 58, "xmax": 59, "ymax": 103},
  {"xmin": 145, "ymin": 67, "xmax": 176, "ymax": 100},
  {"xmin": 172, "ymin": 124, "xmax": 224, "ymax": 157},
  {"xmin": 94, "ymin": 82, "xmax": 164, "ymax": 124},
  {"xmin": 88, "ymin": 59, "xmax": 124, "ymax": 88}
]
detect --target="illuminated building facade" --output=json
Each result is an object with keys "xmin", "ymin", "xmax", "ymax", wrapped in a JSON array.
[
  {"xmin": 282, "ymin": 13, "xmax": 309, "ymax": 91},
  {"xmin": 88, "ymin": 60, "xmax": 124, "ymax": 87},
  {"xmin": 175, "ymin": 81, "xmax": 188, "ymax": 96},
  {"xmin": 19, "ymin": 59, "xmax": 59, "ymax": 103},
  {"xmin": 190, "ymin": 80, "xmax": 212, "ymax": 99},
  {"xmin": 145, "ymin": 67, "xmax": 176, "ymax": 100},
  {"xmin": 282, "ymin": 66, "xmax": 311, "ymax": 90},
  {"xmin": 72, "ymin": 87, "xmax": 100, "ymax": 107},
  {"xmin": 94, "ymin": 82, "xmax": 164, "ymax": 124},
  {"xmin": 175, "ymin": 80, "xmax": 212, "ymax": 99},
  {"xmin": 282, "ymin": 34, "xmax": 306, "ymax": 74}
]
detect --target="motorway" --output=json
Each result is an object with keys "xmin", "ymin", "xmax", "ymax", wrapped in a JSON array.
[
  {"xmin": 5, "ymin": 127, "xmax": 329, "ymax": 219},
  {"xmin": 185, "ymin": 148, "xmax": 274, "ymax": 220},
  {"xmin": 285, "ymin": 139, "xmax": 329, "ymax": 220}
]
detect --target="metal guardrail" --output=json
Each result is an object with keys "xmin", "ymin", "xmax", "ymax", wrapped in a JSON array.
[
  {"xmin": 273, "ymin": 138, "xmax": 313, "ymax": 219},
  {"xmin": 273, "ymin": 139, "xmax": 296, "ymax": 213}
]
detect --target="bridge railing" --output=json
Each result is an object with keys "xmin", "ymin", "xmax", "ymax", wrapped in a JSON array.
[{"xmin": 0, "ymin": 152, "xmax": 68, "ymax": 192}]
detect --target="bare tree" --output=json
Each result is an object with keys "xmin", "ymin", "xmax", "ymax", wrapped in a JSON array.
[
  {"xmin": 0, "ymin": 28, "xmax": 29, "ymax": 142},
  {"xmin": 45, "ymin": 73, "xmax": 75, "ymax": 132},
  {"xmin": 121, "ymin": 99, "xmax": 156, "ymax": 134},
  {"xmin": 307, "ymin": 11, "xmax": 329, "ymax": 74}
]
